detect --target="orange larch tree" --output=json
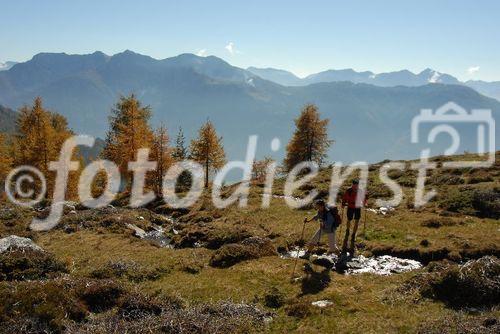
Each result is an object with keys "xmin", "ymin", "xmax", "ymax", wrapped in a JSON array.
[
  {"xmin": 102, "ymin": 94, "xmax": 154, "ymax": 188},
  {"xmin": 190, "ymin": 120, "xmax": 226, "ymax": 188},
  {"xmin": 13, "ymin": 97, "xmax": 77, "ymax": 198},
  {"xmin": 284, "ymin": 104, "xmax": 332, "ymax": 171}
]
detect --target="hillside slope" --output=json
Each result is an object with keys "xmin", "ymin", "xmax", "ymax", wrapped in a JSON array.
[
  {"xmin": 0, "ymin": 104, "xmax": 17, "ymax": 133},
  {"xmin": 0, "ymin": 151, "xmax": 498, "ymax": 333}
]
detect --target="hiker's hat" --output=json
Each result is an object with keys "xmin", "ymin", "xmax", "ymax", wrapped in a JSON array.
[
  {"xmin": 314, "ymin": 199, "xmax": 326, "ymax": 206},
  {"xmin": 352, "ymin": 179, "xmax": 359, "ymax": 185}
]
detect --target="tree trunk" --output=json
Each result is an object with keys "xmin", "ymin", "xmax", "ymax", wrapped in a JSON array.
[{"xmin": 205, "ymin": 161, "xmax": 209, "ymax": 188}]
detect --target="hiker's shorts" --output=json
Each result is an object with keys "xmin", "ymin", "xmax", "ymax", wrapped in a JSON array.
[{"xmin": 347, "ymin": 208, "xmax": 361, "ymax": 220}]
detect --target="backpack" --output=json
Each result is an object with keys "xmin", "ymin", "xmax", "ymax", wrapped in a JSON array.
[{"xmin": 326, "ymin": 206, "xmax": 342, "ymax": 230}]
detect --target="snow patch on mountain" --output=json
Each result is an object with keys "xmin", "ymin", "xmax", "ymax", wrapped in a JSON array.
[
  {"xmin": 428, "ymin": 71, "xmax": 442, "ymax": 83},
  {"xmin": 0, "ymin": 61, "xmax": 18, "ymax": 71}
]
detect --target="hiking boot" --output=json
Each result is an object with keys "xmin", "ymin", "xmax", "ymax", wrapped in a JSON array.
[
  {"xmin": 336, "ymin": 252, "xmax": 350, "ymax": 271},
  {"xmin": 299, "ymin": 251, "xmax": 311, "ymax": 260}
]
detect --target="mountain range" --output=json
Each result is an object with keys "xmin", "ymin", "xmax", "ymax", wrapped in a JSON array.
[
  {"xmin": 247, "ymin": 67, "xmax": 500, "ymax": 102},
  {"xmin": 0, "ymin": 61, "xmax": 18, "ymax": 71},
  {"xmin": 0, "ymin": 104, "xmax": 17, "ymax": 134},
  {"xmin": 0, "ymin": 51, "xmax": 499, "ymax": 164}
]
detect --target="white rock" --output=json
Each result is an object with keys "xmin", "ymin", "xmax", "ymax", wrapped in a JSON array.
[
  {"xmin": 312, "ymin": 300, "xmax": 334, "ymax": 308},
  {"xmin": 280, "ymin": 248, "xmax": 306, "ymax": 259},
  {"xmin": 368, "ymin": 206, "xmax": 396, "ymax": 215},
  {"xmin": 126, "ymin": 223, "xmax": 147, "ymax": 238},
  {"xmin": 0, "ymin": 235, "xmax": 44, "ymax": 253},
  {"xmin": 137, "ymin": 216, "xmax": 145, "ymax": 221},
  {"xmin": 162, "ymin": 215, "xmax": 175, "ymax": 224}
]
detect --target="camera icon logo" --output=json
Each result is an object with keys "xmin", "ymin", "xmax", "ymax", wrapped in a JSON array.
[{"xmin": 411, "ymin": 102, "xmax": 496, "ymax": 168}]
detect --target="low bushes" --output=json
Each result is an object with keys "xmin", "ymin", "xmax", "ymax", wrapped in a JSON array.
[
  {"xmin": 209, "ymin": 237, "xmax": 277, "ymax": 268},
  {"xmin": 89, "ymin": 260, "xmax": 167, "ymax": 282},
  {"xmin": 79, "ymin": 279, "xmax": 126, "ymax": 312},
  {"xmin": 0, "ymin": 207, "xmax": 35, "ymax": 239},
  {"xmin": 438, "ymin": 187, "xmax": 500, "ymax": 219},
  {"xmin": 0, "ymin": 249, "xmax": 67, "ymax": 281},
  {"xmin": 466, "ymin": 169, "xmax": 495, "ymax": 184},
  {"xmin": 470, "ymin": 187, "xmax": 500, "ymax": 219},
  {"xmin": 418, "ymin": 314, "xmax": 499, "ymax": 334},
  {"xmin": 64, "ymin": 301, "xmax": 272, "ymax": 334},
  {"xmin": 414, "ymin": 256, "xmax": 500, "ymax": 308},
  {"xmin": 174, "ymin": 224, "xmax": 252, "ymax": 249},
  {"xmin": 438, "ymin": 188, "xmax": 475, "ymax": 215},
  {"xmin": 367, "ymin": 182, "xmax": 393, "ymax": 199},
  {"xmin": 180, "ymin": 257, "xmax": 204, "ymax": 274},
  {"xmin": 467, "ymin": 175, "xmax": 494, "ymax": 184},
  {"xmin": 209, "ymin": 244, "xmax": 253, "ymax": 268},
  {"xmin": 57, "ymin": 208, "xmax": 170, "ymax": 235},
  {"xmin": 264, "ymin": 287, "xmax": 285, "ymax": 309},
  {"xmin": 427, "ymin": 174, "xmax": 464, "ymax": 186},
  {"xmin": 285, "ymin": 299, "xmax": 312, "ymax": 318},
  {"xmin": 118, "ymin": 292, "xmax": 167, "ymax": 320},
  {"xmin": 0, "ymin": 278, "xmax": 124, "ymax": 332},
  {"xmin": 420, "ymin": 218, "xmax": 456, "ymax": 228},
  {"xmin": 0, "ymin": 278, "xmax": 189, "ymax": 333}
]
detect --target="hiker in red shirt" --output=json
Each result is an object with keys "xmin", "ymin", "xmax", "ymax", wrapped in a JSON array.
[{"xmin": 341, "ymin": 179, "xmax": 367, "ymax": 254}]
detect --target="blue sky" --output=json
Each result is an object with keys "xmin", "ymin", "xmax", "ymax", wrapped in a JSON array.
[{"xmin": 1, "ymin": 0, "xmax": 499, "ymax": 81}]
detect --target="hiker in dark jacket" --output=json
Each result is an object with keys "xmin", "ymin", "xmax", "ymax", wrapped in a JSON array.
[
  {"xmin": 303, "ymin": 199, "xmax": 340, "ymax": 256},
  {"xmin": 341, "ymin": 179, "xmax": 367, "ymax": 254}
]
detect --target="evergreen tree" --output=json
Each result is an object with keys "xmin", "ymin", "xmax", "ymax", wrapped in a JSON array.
[
  {"xmin": 102, "ymin": 94, "xmax": 154, "ymax": 187},
  {"xmin": 172, "ymin": 127, "xmax": 188, "ymax": 160},
  {"xmin": 190, "ymin": 121, "xmax": 226, "ymax": 188},
  {"xmin": 172, "ymin": 127, "xmax": 191, "ymax": 190},
  {"xmin": 151, "ymin": 126, "xmax": 172, "ymax": 195},
  {"xmin": 284, "ymin": 104, "xmax": 332, "ymax": 171}
]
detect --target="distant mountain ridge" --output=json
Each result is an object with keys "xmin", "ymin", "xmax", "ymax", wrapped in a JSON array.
[
  {"xmin": 0, "ymin": 61, "xmax": 18, "ymax": 71},
  {"xmin": 0, "ymin": 51, "xmax": 499, "ymax": 164},
  {"xmin": 246, "ymin": 67, "xmax": 303, "ymax": 86},
  {"xmin": 0, "ymin": 104, "xmax": 17, "ymax": 134},
  {"xmin": 247, "ymin": 67, "xmax": 500, "ymax": 101}
]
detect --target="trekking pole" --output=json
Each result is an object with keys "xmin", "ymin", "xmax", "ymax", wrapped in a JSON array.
[
  {"xmin": 291, "ymin": 219, "xmax": 307, "ymax": 280},
  {"xmin": 362, "ymin": 207, "xmax": 367, "ymax": 237},
  {"xmin": 338, "ymin": 206, "xmax": 344, "ymax": 244},
  {"xmin": 317, "ymin": 228, "xmax": 322, "ymax": 247}
]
